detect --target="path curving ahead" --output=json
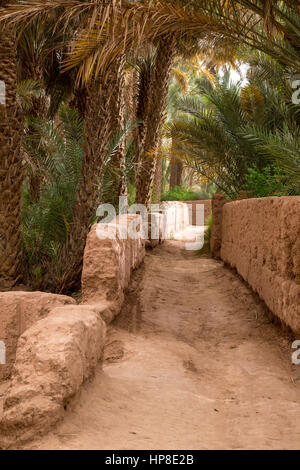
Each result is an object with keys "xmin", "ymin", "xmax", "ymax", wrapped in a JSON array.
[{"xmin": 25, "ymin": 241, "xmax": 300, "ymax": 450}]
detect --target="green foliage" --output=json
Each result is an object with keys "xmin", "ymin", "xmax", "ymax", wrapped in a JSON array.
[
  {"xmin": 243, "ymin": 165, "xmax": 290, "ymax": 198},
  {"xmin": 167, "ymin": 72, "xmax": 258, "ymax": 197},
  {"xmin": 161, "ymin": 185, "xmax": 210, "ymax": 201},
  {"xmin": 16, "ymin": 79, "xmax": 44, "ymax": 113},
  {"xmin": 22, "ymin": 105, "xmax": 136, "ymax": 286},
  {"xmin": 167, "ymin": 57, "xmax": 300, "ymax": 198},
  {"xmin": 22, "ymin": 105, "xmax": 84, "ymax": 272}
]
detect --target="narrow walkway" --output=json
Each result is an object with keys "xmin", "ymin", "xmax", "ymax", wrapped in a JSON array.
[{"xmin": 26, "ymin": 241, "xmax": 300, "ymax": 450}]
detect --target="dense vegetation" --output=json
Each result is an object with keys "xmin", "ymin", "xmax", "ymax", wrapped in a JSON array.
[
  {"xmin": 0, "ymin": 0, "xmax": 298, "ymax": 293},
  {"xmin": 167, "ymin": 61, "xmax": 300, "ymax": 198}
]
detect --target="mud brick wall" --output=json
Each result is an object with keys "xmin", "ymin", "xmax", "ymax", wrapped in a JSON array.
[
  {"xmin": 220, "ymin": 197, "xmax": 300, "ymax": 333},
  {"xmin": 0, "ymin": 292, "xmax": 75, "ymax": 382}
]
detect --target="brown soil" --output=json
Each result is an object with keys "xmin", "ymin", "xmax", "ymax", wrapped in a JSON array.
[{"xmin": 22, "ymin": 241, "xmax": 300, "ymax": 449}]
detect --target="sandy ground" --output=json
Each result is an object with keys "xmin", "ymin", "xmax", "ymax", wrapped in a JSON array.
[{"xmin": 19, "ymin": 240, "xmax": 300, "ymax": 450}]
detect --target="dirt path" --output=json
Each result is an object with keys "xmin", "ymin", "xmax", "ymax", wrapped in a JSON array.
[{"xmin": 25, "ymin": 241, "xmax": 300, "ymax": 450}]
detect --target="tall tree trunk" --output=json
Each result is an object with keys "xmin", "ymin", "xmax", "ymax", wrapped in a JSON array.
[
  {"xmin": 0, "ymin": 12, "xmax": 24, "ymax": 289},
  {"xmin": 170, "ymin": 154, "xmax": 184, "ymax": 189},
  {"xmin": 133, "ymin": 60, "xmax": 152, "ymax": 180},
  {"xmin": 188, "ymin": 169, "xmax": 195, "ymax": 188},
  {"xmin": 135, "ymin": 37, "xmax": 176, "ymax": 207},
  {"xmin": 55, "ymin": 58, "xmax": 125, "ymax": 293},
  {"xmin": 124, "ymin": 68, "xmax": 135, "ymax": 122},
  {"xmin": 105, "ymin": 139, "xmax": 127, "ymax": 210},
  {"xmin": 169, "ymin": 159, "xmax": 176, "ymax": 189},
  {"xmin": 170, "ymin": 161, "xmax": 183, "ymax": 188},
  {"xmin": 161, "ymin": 158, "xmax": 167, "ymax": 195},
  {"xmin": 102, "ymin": 55, "xmax": 127, "ymax": 209},
  {"xmin": 169, "ymin": 137, "xmax": 183, "ymax": 189},
  {"xmin": 152, "ymin": 157, "xmax": 163, "ymax": 203},
  {"xmin": 151, "ymin": 134, "xmax": 163, "ymax": 204},
  {"xmin": 71, "ymin": 86, "xmax": 88, "ymax": 119}
]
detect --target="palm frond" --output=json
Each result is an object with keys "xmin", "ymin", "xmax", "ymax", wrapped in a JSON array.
[
  {"xmin": 172, "ymin": 68, "xmax": 189, "ymax": 94},
  {"xmin": 22, "ymin": 104, "xmax": 84, "ymax": 271},
  {"xmin": 16, "ymin": 79, "xmax": 44, "ymax": 112}
]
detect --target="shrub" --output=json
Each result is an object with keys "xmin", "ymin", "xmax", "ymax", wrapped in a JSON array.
[
  {"xmin": 243, "ymin": 165, "xmax": 290, "ymax": 198},
  {"xmin": 161, "ymin": 185, "xmax": 211, "ymax": 202}
]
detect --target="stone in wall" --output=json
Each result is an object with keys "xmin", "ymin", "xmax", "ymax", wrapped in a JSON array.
[
  {"xmin": 81, "ymin": 214, "xmax": 145, "ymax": 319},
  {"xmin": 0, "ymin": 292, "xmax": 76, "ymax": 382},
  {"xmin": 0, "ymin": 304, "xmax": 107, "ymax": 449}
]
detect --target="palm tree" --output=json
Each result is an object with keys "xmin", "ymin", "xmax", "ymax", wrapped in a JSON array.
[
  {"xmin": 135, "ymin": 36, "xmax": 176, "ymax": 206},
  {"xmin": 167, "ymin": 67, "xmax": 190, "ymax": 190},
  {"xmin": 22, "ymin": 104, "xmax": 132, "ymax": 291},
  {"xmin": 166, "ymin": 61, "xmax": 300, "ymax": 197},
  {"xmin": 132, "ymin": 50, "xmax": 155, "ymax": 180},
  {"xmin": 100, "ymin": 55, "xmax": 127, "ymax": 210},
  {"xmin": 58, "ymin": 57, "xmax": 127, "ymax": 292},
  {"xmin": 169, "ymin": 159, "xmax": 183, "ymax": 188},
  {"xmin": 0, "ymin": 1, "xmax": 128, "ymax": 291},
  {"xmin": 166, "ymin": 73, "xmax": 256, "ymax": 197},
  {"xmin": 22, "ymin": 105, "xmax": 84, "ymax": 289},
  {"xmin": 152, "ymin": 154, "xmax": 163, "ymax": 203},
  {"xmin": 17, "ymin": 21, "xmax": 51, "ymax": 203},
  {"xmin": 0, "ymin": 0, "xmax": 24, "ymax": 289}
]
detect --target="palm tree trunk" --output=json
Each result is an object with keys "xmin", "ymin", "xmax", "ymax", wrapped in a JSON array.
[
  {"xmin": 0, "ymin": 13, "xmax": 24, "ymax": 289},
  {"xmin": 71, "ymin": 86, "xmax": 88, "ymax": 119},
  {"xmin": 124, "ymin": 68, "xmax": 135, "ymax": 121},
  {"xmin": 56, "ymin": 58, "xmax": 125, "ymax": 293},
  {"xmin": 152, "ymin": 156, "xmax": 163, "ymax": 204},
  {"xmin": 188, "ymin": 169, "xmax": 194, "ymax": 188},
  {"xmin": 133, "ymin": 60, "xmax": 152, "ymax": 180},
  {"xmin": 135, "ymin": 37, "xmax": 176, "ymax": 207},
  {"xmin": 106, "ymin": 142, "xmax": 127, "ymax": 208},
  {"xmin": 170, "ymin": 159, "xmax": 183, "ymax": 189},
  {"xmin": 102, "ymin": 55, "xmax": 127, "ymax": 209}
]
